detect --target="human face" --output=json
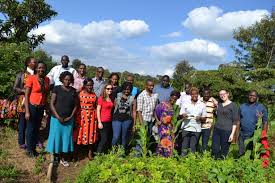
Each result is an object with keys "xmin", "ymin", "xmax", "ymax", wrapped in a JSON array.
[
  {"xmin": 85, "ymin": 81, "xmax": 93, "ymax": 93},
  {"xmin": 61, "ymin": 57, "xmax": 69, "ymax": 68},
  {"xmin": 248, "ymin": 91, "xmax": 257, "ymax": 103},
  {"xmin": 146, "ymin": 81, "xmax": 154, "ymax": 93},
  {"xmin": 162, "ymin": 77, "xmax": 170, "ymax": 88},
  {"xmin": 28, "ymin": 58, "xmax": 37, "ymax": 70},
  {"xmin": 219, "ymin": 90, "xmax": 229, "ymax": 102},
  {"xmin": 36, "ymin": 63, "xmax": 46, "ymax": 77},
  {"xmin": 170, "ymin": 95, "xmax": 179, "ymax": 105},
  {"xmin": 78, "ymin": 65, "xmax": 86, "ymax": 77},
  {"xmin": 96, "ymin": 68, "xmax": 104, "ymax": 78},
  {"xmin": 111, "ymin": 75, "xmax": 119, "ymax": 86},
  {"xmin": 203, "ymin": 91, "xmax": 211, "ymax": 102},
  {"xmin": 191, "ymin": 90, "xmax": 198, "ymax": 102},
  {"xmin": 105, "ymin": 85, "xmax": 113, "ymax": 95},
  {"xmin": 127, "ymin": 76, "xmax": 134, "ymax": 84},
  {"xmin": 185, "ymin": 84, "xmax": 191, "ymax": 95},
  {"xmin": 63, "ymin": 75, "xmax": 72, "ymax": 87},
  {"xmin": 123, "ymin": 86, "xmax": 131, "ymax": 96}
]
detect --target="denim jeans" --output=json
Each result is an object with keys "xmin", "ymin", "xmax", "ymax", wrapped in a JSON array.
[
  {"xmin": 18, "ymin": 112, "xmax": 27, "ymax": 145},
  {"xmin": 26, "ymin": 104, "xmax": 44, "ymax": 153},
  {"xmin": 211, "ymin": 127, "xmax": 231, "ymax": 159},
  {"xmin": 181, "ymin": 130, "xmax": 200, "ymax": 156},
  {"xmin": 199, "ymin": 128, "xmax": 211, "ymax": 152},
  {"xmin": 238, "ymin": 132, "xmax": 253, "ymax": 156},
  {"xmin": 112, "ymin": 120, "xmax": 132, "ymax": 148}
]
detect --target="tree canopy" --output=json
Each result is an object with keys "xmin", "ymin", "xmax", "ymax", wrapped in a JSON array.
[{"xmin": 0, "ymin": 0, "xmax": 57, "ymax": 49}]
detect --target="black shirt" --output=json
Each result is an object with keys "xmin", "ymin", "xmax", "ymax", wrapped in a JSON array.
[
  {"xmin": 215, "ymin": 102, "xmax": 239, "ymax": 131},
  {"xmin": 53, "ymin": 86, "xmax": 77, "ymax": 118},
  {"xmin": 113, "ymin": 97, "xmax": 132, "ymax": 121}
]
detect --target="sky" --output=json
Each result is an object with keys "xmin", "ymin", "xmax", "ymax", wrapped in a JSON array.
[{"xmin": 31, "ymin": 0, "xmax": 273, "ymax": 76}]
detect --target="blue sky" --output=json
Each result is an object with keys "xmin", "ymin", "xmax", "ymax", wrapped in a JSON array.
[{"xmin": 33, "ymin": 0, "xmax": 273, "ymax": 75}]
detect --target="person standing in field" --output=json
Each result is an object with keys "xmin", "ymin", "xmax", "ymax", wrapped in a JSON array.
[
  {"xmin": 24, "ymin": 61, "xmax": 50, "ymax": 157},
  {"xmin": 126, "ymin": 74, "xmax": 140, "ymax": 98},
  {"xmin": 238, "ymin": 90, "xmax": 268, "ymax": 156},
  {"xmin": 96, "ymin": 83, "xmax": 115, "ymax": 153},
  {"xmin": 46, "ymin": 71, "xmax": 78, "ymax": 167},
  {"xmin": 212, "ymin": 89, "xmax": 239, "ymax": 159},
  {"xmin": 155, "ymin": 91, "xmax": 180, "ymax": 157},
  {"xmin": 112, "ymin": 82, "xmax": 137, "ymax": 150},
  {"xmin": 14, "ymin": 57, "xmax": 37, "ymax": 149},
  {"xmin": 74, "ymin": 78, "xmax": 97, "ymax": 160},
  {"xmin": 137, "ymin": 79, "xmax": 158, "ymax": 136},
  {"xmin": 73, "ymin": 63, "xmax": 87, "ymax": 92},
  {"xmin": 153, "ymin": 75, "xmax": 174, "ymax": 103},
  {"xmin": 180, "ymin": 87, "xmax": 207, "ymax": 156},
  {"xmin": 109, "ymin": 72, "xmax": 121, "ymax": 99},
  {"xmin": 93, "ymin": 67, "xmax": 105, "ymax": 97},
  {"xmin": 199, "ymin": 89, "xmax": 217, "ymax": 152},
  {"xmin": 47, "ymin": 55, "xmax": 76, "ymax": 87}
]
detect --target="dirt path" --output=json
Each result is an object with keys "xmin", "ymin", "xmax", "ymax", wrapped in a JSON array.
[{"xmin": 0, "ymin": 122, "xmax": 89, "ymax": 183}]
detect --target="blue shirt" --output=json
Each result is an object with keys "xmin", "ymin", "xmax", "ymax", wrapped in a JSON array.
[
  {"xmin": 240, "ymin": 103, "xmax": 268, "ymax": 135},
  {"xmin": 131, "ymin": 86, "xmax": 140, "ymax": 98},
  {"xmin": 153, "ymin": 84, "xmax": 174, "ymax": 103}
]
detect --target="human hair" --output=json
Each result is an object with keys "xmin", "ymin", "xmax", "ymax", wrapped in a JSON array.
[
  {"xmin": 170, "ymin": 90, "xmax": 180, "ymax": 98},
  {"xmin": 190, "ymin": 87, "xmax": 199, "ymax": 94},
  {"xmin": 121, "ymin": 82, "xmax": 133, "ymax": 92},
  {"xmin": 146, "ymin": 79, "xmax": 154, "ymax": 85},
  {"xmin": 59, "ymin": 71, "xmax": 74, "ymax": 84},
  {"xmin": 97, "ymin": 67, "xmax": 104, "ymax": 71},
  {"xmin": 162, "ymin": 75, "xmax": 170, "ymax": 80},
  {"xmin": 203, "ymin": 88, "xmax": 211, "ymax": 93},
  {"xmin": 249, "ymin": 90, "xmax": 258, "ymax": 97},
  {"xmin": 108, "ymin": 72, "xmax": 120, "ymax": 81},
  {"xmin": 34, "ymin": 61, "xmax": 47, "ymax": 74},
  {"xmin": 24, "ymin": 56, "xmax": 35, "ymax": 68},
  {"xmin": 61, "ymin": 55, "xmax": 69, "ymax": 61},
  {"xmin": 83, "ymin": 78, "xmax": 94, "ymax": 86},
  {"xmin": 101, "ymin": 83, "xmax": 113, "ymax": 100},
  {"xmin": 219, "ymin": 89, "xmax": 229, "ymax": 94},
  {"xmin": 79, "ymin": 63, "xmax": 86, "ymax": 68}
]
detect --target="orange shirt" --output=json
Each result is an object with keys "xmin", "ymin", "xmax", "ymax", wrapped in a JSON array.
[{"xmin": 25, "ymin": 75, "xmax": 50, "ymax": 105}]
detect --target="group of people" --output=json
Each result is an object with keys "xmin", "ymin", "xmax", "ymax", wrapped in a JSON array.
[{"xmin": 14, "ymin": 55, "xmax": 268, "ymax": 167}]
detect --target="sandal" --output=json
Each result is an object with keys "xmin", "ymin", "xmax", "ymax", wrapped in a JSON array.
[{"xmin": 60, "ymin": 160, "xmax": 70, "ymax": 167}]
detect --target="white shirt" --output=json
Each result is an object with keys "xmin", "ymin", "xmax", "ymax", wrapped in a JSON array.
[
  {"xmin": 180, "ymin": 100, "xmax": 207, "ymax": 132},
  {"xmin": 47, "ymin": 65, "xmax": 76, "ymax": 86},
  {"xmin": 176, "ymin": 92, "xmax": 191, "ymax": 106}
]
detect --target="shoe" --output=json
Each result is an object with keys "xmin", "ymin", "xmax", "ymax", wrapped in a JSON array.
[
  {"xmin": 19, "ymin": 144, "xmax": 27, "ymax": 149},
  {"xmin": 60, "ymin": 160, "xmax": 70, "ymax": 167}
]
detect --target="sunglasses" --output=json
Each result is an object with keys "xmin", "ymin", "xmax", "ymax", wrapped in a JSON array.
[{"xmin": 106, "ymin": 88, "xmax": 113, "ymax": 90}]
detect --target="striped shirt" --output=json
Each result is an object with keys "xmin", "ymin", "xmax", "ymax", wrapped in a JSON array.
[
  {"xmin": 200, "ymin": 97, "xmax": 217, "ymax": 129},
  {"xmin": 137, "ymin": 90, "xmax": 158, "ymax": 122}
]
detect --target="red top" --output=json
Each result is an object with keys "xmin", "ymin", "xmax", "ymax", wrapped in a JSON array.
[
  {"xmin": 25, "ymin": 75, "xmax": 50, "ymax": 105},
  {"xmin": 97, "ymin": 96, "xmax": 114, "ymax": 122}
]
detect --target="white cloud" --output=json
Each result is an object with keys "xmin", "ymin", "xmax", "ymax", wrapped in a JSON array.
[
  {"xmin": 183, "ymin": 6, "xmax": 269, "ymax": 40},
  {"xmin": 149, "ymin": 39, "xmax": 226, "ymax": 66},
  {"xmin": 119, "ymin": 20, "xmax": 149, "ymax": 37},
  {"xmin": 162, "ymin": 31, "xmax": 182, "ymax": 38}
]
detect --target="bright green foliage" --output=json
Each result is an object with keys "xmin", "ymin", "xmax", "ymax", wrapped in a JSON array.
[
  {"xmin": 0, "ymin": 42, "xmax": 31, "ymax": 98},
  {"xmin": 76, "ymin": 152, "xmax": 274, "ymax": 183},
  {"xmin": 32, "ymin": 49, "xmax": 57, "ymax": 72},
  {"xmin": 232, "ymin": 15, "xmax": 275, "ymax": 69},
  {"xmin": 0, "ymin": 0, "xmax": 57, "ymax": 49}
]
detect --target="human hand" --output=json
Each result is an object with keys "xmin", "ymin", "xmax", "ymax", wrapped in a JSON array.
[
  {"xmin": 228, "ymin": 133, "xmax": 234, "ymax": 142},
  {"xmin": 25, "ymin": 112, "xmax": 30, "ymax": 121},
  {"xmin": 98, "ymin": 122, "xmax": 103, "ymax": 129}
]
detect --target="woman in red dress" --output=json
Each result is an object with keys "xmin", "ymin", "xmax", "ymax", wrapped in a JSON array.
[{"xmin": 74, "ymin": 78, "xmax": 97, "ymax": 160}]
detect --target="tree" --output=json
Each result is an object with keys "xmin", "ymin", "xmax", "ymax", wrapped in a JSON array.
[
  {"xmin": 32, "ymin": 49, "xmax": 57, "ymax": 72},
  {"xmin": 0, "ymin": 0, "xmax": 57, "ymax": 49},
  {"xmin": 232, "ymin": 15, "xmax": 275, "ymax": 69},
  {"xmin": 172, "ymin": 60, "xmax": 195, "ymax": 90},
  {"xmin": 72, "ymin": 59, "xmax": 82, "ymax": 70}
]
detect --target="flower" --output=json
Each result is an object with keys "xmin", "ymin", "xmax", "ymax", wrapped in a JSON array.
[{"xmin": 160, "ymin": 138, "xmax": 172, "ymax": 148}]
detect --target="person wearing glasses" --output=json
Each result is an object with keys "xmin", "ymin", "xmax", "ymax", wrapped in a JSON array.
[
  {"xmin": 96, "ymin": 83, "xmax": 114, "ymax": 153},
  {"xmin": 47, "ymin": 55, "xmax": 76, "ymax": 87},
  {"xmin": 238, "ymin": 90, "xmax": 268, "ymax": 156},
  {"xmin": 153, "ymin": 75, "xmax": 174, "ymax": 103},
  {"xmin": 212, "ymin": 89, "xmax": 239, "ymax": 159},
  {"xmin": 93, "ymin": 67, "xmax": 105, "ymax": 97}
]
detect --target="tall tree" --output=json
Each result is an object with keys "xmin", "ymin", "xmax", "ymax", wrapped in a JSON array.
[
  {"xmin": 0, "ymin": 0, "xmax": 57, "ymax": 49},
  {"xmin": 72, "ymin": 59, "xmax": 82, "ymax": 70},
  {"xmin": 172, "ymin": 60, "xmax": 195, "ymax": 90},
  {"xmin": 232, "ymin": 15, "xmax": 275, "ymax": 69}
]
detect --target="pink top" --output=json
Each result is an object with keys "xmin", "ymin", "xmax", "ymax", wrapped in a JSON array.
[
  {"xmin": 98, "ymin": 96, "xmax": 114, "ymax": 122},
  {"xmin": 73, "ymin": 72, "xmax": 85, "ymax": 92}
]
